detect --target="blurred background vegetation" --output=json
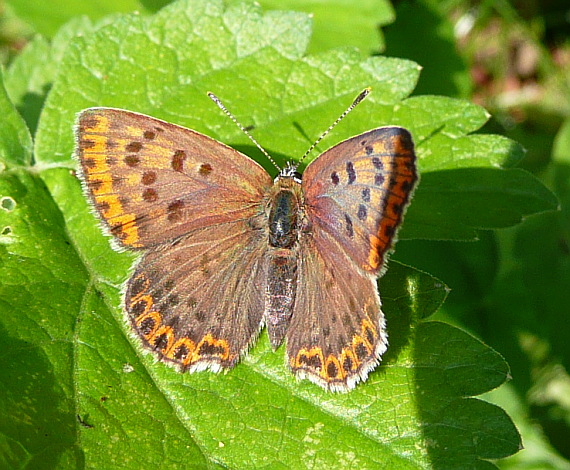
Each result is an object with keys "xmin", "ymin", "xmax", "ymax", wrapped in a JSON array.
[
  {"xmin": 384, "ymin": 2, "xmax": 570, "ymax": 468},
  {"xmin": 1, "ymin": 0, "xmax": 568, "ymax": 467},
  {"xmin": 388, "ymin": 2, "xmax": 570, "ymax": 468}
]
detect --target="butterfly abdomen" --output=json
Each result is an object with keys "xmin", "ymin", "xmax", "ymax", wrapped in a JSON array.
[{"xmin": 265, "ymin": 251, "xmax": 298, "ymax": 350}]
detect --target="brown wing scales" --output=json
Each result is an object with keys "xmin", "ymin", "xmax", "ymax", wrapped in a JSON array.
[
  {"xmin": 125, "ymin": 219, "xmax": 268, "ymax": 371},
  {"xmin": 303, "ymin": 127, "xmax": 418, "ymax": 273},
  {"xmin": 76, "ymin": 108, "xmax": 272, "ymax": 249},
  {"xmin": 286, "ymin": 225, "xmax": 387, "ymax": 391}
]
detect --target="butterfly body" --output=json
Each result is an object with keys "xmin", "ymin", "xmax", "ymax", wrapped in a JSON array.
[
  {"xmin": 262, "ymin": 175, "xmax": 304, "ymax": 349},
  {"xmin": 76, "ymin": 106, "xmax": 417, "ymax": 391}
]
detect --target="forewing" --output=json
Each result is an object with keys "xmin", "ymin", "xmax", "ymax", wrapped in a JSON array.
[
  {"xmin": 302, "ymin": 127, "xmax": 418, "ymax": 274},
  {"xmin": 125, "ymin": 218, "xmax": 268, "ymax": 371},
  {"xmin": 75, "ymin": 108, "xmax": 272, "ymax": 249},
  {"xmin": 287, "ymin": 225, "xmax": 386, "ymax": 391}
]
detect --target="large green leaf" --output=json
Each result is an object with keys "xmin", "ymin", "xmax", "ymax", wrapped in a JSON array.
[
  {"xmin": 0, "ymin": 0, "xmax": 534, "ymax": 467},
  {"xmin": 0, "ymin": 70, "xmax": 83, "ymax": 468}
]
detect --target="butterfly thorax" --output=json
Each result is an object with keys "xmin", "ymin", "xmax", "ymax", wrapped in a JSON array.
[{"xmin": 267, "ymin": 176, "xmax": 305, "ymax": 250}]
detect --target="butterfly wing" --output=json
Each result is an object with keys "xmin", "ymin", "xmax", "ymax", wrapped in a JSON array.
[
  {"xmin": 302, "ymin": 127, "xmax": 417, "ymax": 274},
  {"xmin": 75, "ymin": 108, "xmax": 272, "ymax": 249},
  {"xmin": 124, "ymin": 218, "xmax": 269, "ymax": 371},
  {"xmin": 76, "ymin": 108, "xmax": 274, "ymax": 371},
  {"xmin": 287, "ymin": 225, "xmax": 387, "ymax": 391},
  {"xmin": 286, "ymin": 127, "xmax": 417, "ymax": 390}
]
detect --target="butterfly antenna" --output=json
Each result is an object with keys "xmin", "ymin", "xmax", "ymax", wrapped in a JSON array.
[
  {"xmin": 207, "ymin": 92, "xmax": 281, "ymax": 172},
  {"xmin": 293, "ymin": 87, "xmax": 371, "ymax": 171}
]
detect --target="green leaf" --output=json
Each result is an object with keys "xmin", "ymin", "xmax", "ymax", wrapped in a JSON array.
[
  {"xmin": 256, "ymin": 0, "xmax": 395, "ymax": 54},
  {"xmin": 5, "ymin": 0, "xmax": 142, "ymax": 37},
  {"xmin": 414, "ymin": 323, "xmax": 521, "ymax": 467},
  {"xmin": 483, "ymin": 384, "xmax": 570, "ymax": 470},
  {"xmin": 0, "ymin": 69, "xmax": 32, "ymax": 168},
  {"xmin": 418, "ymin": 134, "xmax": 527, "ymax": 171},
  {"xmin": 0, "ymin": 170, "xmax": 86, "ymax": 468},
  {"xmin": 1, "ymin": 0, "xmax": 525, "ymax": 467},
  {"xmin": 401, "ymin": 167, "xmax": 559, "ymax": 240},
  {"xmin": 4, "ymin": 16, "xmax": 96, "ymax": 135}
]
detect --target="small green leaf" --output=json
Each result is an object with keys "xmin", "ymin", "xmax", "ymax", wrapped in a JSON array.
[
  {"xmin": 0, "ymin": 69, "xmax": 32, "ymax": 167},
  {"xmin": 414, "ymin": 322, "xmax": 521, "ymax": 466},
  {"xmin": 421, "ymin": 134, "xmax": 527, "ymax": 171},
  {"xmin": 381, "ymin": 260, "xmax": 449, "ymax": 322}
]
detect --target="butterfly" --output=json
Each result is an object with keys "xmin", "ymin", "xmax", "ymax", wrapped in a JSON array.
[{"xmin": 75, "ymin": 90, "xmax": 418, "ymax": 391}]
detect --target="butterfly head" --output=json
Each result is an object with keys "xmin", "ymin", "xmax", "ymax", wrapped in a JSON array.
[{"xmin": 276, "ymin": 162, "xmax": 302, "ymax": 183}]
